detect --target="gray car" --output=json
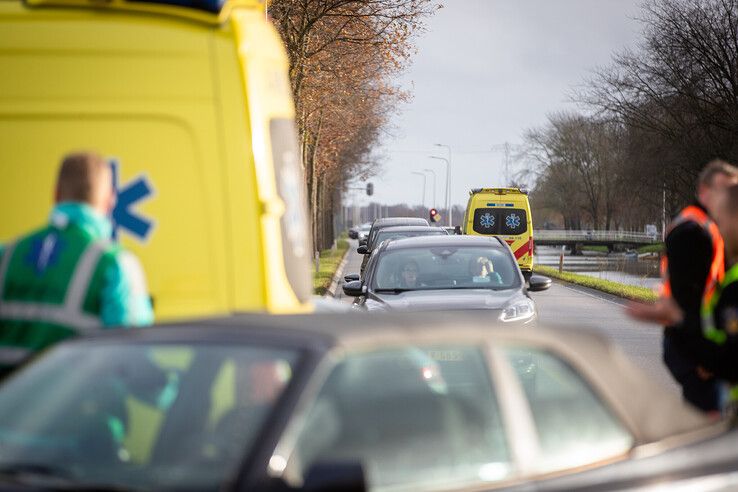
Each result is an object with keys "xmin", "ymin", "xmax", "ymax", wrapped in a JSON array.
[
  {"xmin": 359, "ymin": 217, "xmax": 430, "ymax": 277},
  {"xmin": 0, "ymin": 313, "xmax": 723, "ymax": 492},
  {"xmin": 345, "ymin": 235, "xmax": 551, "ymax": 321}
]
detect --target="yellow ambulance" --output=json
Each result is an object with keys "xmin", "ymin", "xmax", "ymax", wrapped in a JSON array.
[
  {"xmin": 462, "ymin": 188, "xmax": 534, "ymax": 280},
  {"xmin": 0, "ymin": 0, "xmax": 313, "ymax": 318}
]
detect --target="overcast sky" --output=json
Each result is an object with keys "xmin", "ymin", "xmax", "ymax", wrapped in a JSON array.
[{"xmin": 349, "ymin": 0, "xmax": 644, "ymax": 210}]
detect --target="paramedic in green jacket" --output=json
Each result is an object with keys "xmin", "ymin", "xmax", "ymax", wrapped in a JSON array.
[{"xmin": 0, "ymin": 151, "xmax": 153, "ymax": 374}]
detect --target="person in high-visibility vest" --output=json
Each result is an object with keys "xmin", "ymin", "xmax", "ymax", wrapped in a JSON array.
[
  {"xmin": 668, "ymin": 183, "xmax": 738, "ymax": 389},
  {"xmin": 628, "ymin": 160, "xmax": 738, "ymax": 412},
  {"xmin": 0, "ymin": 151, "xmax": 153, "ymax": 375}
]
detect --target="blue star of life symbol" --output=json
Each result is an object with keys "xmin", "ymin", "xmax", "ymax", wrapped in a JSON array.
[
  {"xmin": 110, "ymin": 159, "xmax": 155, "ymax": 242},
  {"xmin": 479, "ymin": 212, "xmax": 495, "ymax": 229},
  {"xmin": 506, "ymin": 213, "xmax": 521, "ymax": 229}
]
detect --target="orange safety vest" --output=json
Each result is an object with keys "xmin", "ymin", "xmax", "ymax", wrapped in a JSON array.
[{"xmin": 660, "ymin": 205, "xmax": 725, "ymax": 307}]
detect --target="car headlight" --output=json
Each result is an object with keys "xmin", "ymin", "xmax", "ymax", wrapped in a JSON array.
[{"xmin": 500, "ymin": 298, "xmax": 536, "ymax": 322}]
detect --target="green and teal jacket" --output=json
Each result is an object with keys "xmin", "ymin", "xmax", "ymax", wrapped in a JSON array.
[{"xmin": 0, "ymin": 202, "xmax": 153, "ymax": 367}]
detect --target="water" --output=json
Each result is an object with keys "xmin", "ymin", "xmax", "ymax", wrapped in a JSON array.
[{"xmin": 535, "ymin": 246, "xmax": 660, "ymax": 290}]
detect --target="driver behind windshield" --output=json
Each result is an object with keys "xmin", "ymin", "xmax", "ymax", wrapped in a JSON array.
[{"xmin": 399, "ymin": 260, "xmax": 421, "ymax": 289}]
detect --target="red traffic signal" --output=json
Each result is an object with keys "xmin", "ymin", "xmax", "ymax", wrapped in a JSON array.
[{"xmin": 429, "ymin": 208, "xmax": 440, "ymax": 223}]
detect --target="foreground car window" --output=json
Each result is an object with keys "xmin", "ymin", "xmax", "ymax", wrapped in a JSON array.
[
  {"xmin": 504, "ymin": 347, "xmax": 633, "ymax": 473},
  {"xmin": 292, "ymin": 346, "xmax": 510, "ymax": 490},
  {"xmin": 0, "ymin": 343, "xmax": 298, "ymax": 491},
  {"xmin": 372, "ymin": 246, "xmax": 520, "ymax": 291}
]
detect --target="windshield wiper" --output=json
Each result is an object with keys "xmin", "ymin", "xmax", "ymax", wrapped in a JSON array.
[
  {"xmin": 374, "ymin": 288, "xmax": 412, "ymax": 294},
  {"xmin": 0, "ymin": 463, "xmax": 144, "ymax": 492}
]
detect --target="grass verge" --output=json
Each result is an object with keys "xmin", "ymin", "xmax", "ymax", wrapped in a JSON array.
[
  {"xmin": 535, "ymin": 265, "xmax": 657, "ymax": 303},
  {"xmin": 581, "ymin": 245, "xmax": 609, "ymax": 253},
  {"xmin": 312, "ymin": 238, "xmax": 350, "ymax": 296},
  {"xmin": 637, "ymin": 243, "xmax": 664, "ymax": 254}
]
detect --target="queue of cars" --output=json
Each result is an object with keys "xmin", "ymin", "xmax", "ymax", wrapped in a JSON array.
[{"xmin": 345, "ymin": 235, "xmax": 549, "ymax": 318}]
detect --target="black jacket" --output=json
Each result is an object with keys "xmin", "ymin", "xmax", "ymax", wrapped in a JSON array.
[{"xmin": 664, "ymin": 202, "xmax": 713, "ymax": 335}]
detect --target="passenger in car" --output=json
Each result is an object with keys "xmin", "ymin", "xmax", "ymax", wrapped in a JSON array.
[{"xmin": 470, "ymin": 256, "xmax": 503, "ymax": 285}]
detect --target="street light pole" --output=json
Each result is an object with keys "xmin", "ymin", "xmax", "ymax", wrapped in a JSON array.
[
  {"xmin": 434, "ymin": 144, "xmax": 452, "ymax": 225},
  {"xmin": 411, "ymin": 171, "xmax": 427, "ymax": 208},
  {"xmin": 423, "ymin": 168, "xmax": 437, "ymax": 207},
  {"xmin": 430, "ymin": 154, "xmax": 450, "ymax": 225}
]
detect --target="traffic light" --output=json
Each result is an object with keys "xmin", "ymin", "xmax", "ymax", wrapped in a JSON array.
[
  {"xmin": 366, "ymin": 182, "xmax": 374, "ymax": 196},
  {"xmin": 429, "ymin": 208, "xmax": 441, "ymax": 223}
]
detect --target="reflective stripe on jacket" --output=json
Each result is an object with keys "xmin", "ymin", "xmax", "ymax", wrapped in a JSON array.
[{"xmin": 701, "ymin": 264, "xmax": 738, "ymax": 345}]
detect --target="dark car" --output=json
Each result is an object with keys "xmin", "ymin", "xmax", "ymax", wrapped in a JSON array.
[
  {"xmin": 349, "ymin": 223, "xmax": 372, "ymax": 241},
  {"xmin": 345, "ymin": 235, "xmax": 551, "ymax": 320},
  {"xmin": 364, "ymin": 225, "xmax": 447, "ymax": 250},
  {"xmin": 359, "ymin": 217, "xmax": 430, "ymax": 277},
  {"xmin": 0, "ymin": 313, "xmax": 724, "ymax": 492}
]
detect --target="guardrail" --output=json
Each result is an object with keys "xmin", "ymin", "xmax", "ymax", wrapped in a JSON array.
[{"xmin": 534, "ymin": 230, "xmax": 659, "ymax": 244}]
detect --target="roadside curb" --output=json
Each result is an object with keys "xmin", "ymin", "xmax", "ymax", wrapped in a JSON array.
[
  {"xmin": 325, "ymin": 249, "xmax": 350, "ymax": 298},
  {"xmin": 547, "ymin": 277, "xmax": 631, "ymax": 306},
  {"xmin": 535, "ymin": 265, "xmax": 657, "ymax": 303}
]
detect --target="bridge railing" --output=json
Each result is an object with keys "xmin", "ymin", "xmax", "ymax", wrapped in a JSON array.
[{"xmin": 533, "ymin": 230, "xmax": 659, "ymax": 243}]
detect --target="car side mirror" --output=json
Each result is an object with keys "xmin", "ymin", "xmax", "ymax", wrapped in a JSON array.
[
  {"xmin": 528, "ymin": 275, "xmax": 552, "ymax": 292},
  {"xmin": 342, "ymin": 280, "xmax": 364, "ymax": 297},
  {"xmin": 357, "ymin": 245, "xmax": 368, "ymax": 255},
  {"xmin": 343, "ymin": 273, "xmax": 360, "ymax": 282}
]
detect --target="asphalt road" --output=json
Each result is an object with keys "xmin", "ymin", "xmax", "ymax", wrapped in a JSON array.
[
  {"xmin": 335, "ymin": 240, "xmax": 677, "ymax": 391},
  {"xmin": 533, "ymin": 282, "xmax": 676, "ymax": 390}
]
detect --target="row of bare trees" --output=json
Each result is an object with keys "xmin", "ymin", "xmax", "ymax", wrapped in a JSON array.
[
  {"xmin": 527, "ymin": 0, "xmax": 738, "ymax": 231},
  {"xmin": 268, "ymin": 0, "xmax": 439, "ymax": 250}
]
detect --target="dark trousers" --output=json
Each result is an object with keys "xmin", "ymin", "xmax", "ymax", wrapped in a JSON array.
[{"xmin": 663, "ymin": 335, "xmax": 720, "ymax": 412}]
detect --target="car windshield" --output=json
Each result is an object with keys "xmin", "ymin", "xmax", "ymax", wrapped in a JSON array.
[
  {"xmin": 372, "ymin": 246, "xmax": 520, "ymax": 292},
  {"xmin": 375, "ymin": 230, "xmax": 445, "ymax": 244},
  {"xmin": 0, "ymin": 342, "xmax": 299, "ymax": 491}
]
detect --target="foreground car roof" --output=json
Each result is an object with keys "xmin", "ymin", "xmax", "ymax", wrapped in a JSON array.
[{"xmin": 76, "ymin": 313, "xmax": 706, "ymax": 444}]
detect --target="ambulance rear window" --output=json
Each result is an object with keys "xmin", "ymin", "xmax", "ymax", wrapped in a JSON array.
[{"xmin": 472, "ymin": 208, "xmax": 527, "ymax": 235}]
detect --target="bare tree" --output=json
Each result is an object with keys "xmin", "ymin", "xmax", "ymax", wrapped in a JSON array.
[
  {"xmin": 579, "ymin": 0, "xmax": 738, "ymax": 208},
  {"xmin": 269, "ymin": 0, "xmax": 439, "ymax": 250}
]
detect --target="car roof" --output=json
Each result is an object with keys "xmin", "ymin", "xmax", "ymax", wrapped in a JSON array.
[
  {"xmin": 66, "ymin": 312, "xmax": 707, "ymax": 443},
  {"xmin": 376, "ymin": 226, "xmax": 446, "ymax": 233},
  {"xmin": 372, "ymin": 217, "xmax": 428, "ymax": 227},
  {"xmin": 381, "ymin": 234, "xmax": 504, "ymax": 250}
]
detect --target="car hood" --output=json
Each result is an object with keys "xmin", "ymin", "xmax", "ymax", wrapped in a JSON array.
[{"xmin": 366, "ymin": 288, "xmax": 527, "ymax": 312}]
